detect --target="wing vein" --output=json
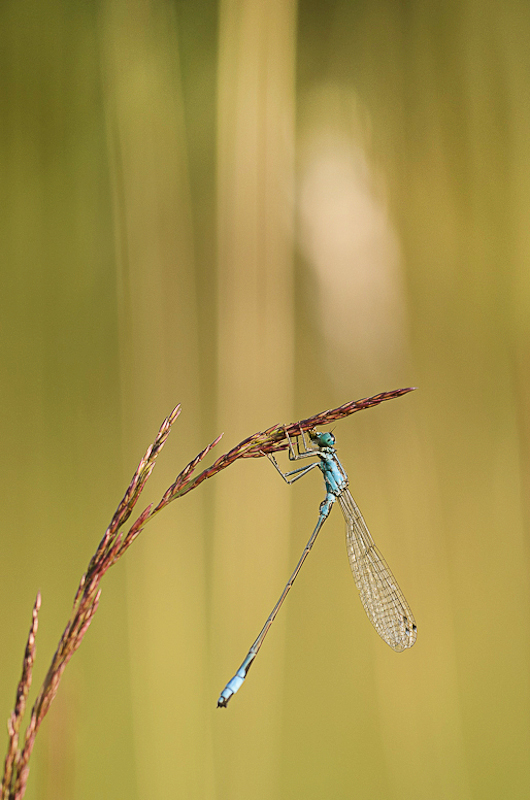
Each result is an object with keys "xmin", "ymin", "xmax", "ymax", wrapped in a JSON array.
[{"xmin": 338, "ymin": 489, "xmax": 417, "ymax": 652}]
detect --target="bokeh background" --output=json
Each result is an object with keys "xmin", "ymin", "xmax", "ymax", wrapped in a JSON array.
[{"xmin": 1, "ymin": 0, "xmax": 530, "ymax": 798}]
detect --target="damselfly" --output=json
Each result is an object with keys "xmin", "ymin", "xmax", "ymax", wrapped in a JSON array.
[{"xmin": 217, "ymin": 428, "xmax": 416, "ymax": 708}]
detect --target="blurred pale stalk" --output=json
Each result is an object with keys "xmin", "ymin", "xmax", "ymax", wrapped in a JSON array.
[
  {"xmin": 99, "ymin": 2, "xmax": 212, "ymax": 797},
  {"xmin": 293, "ymin": 20, "xmax": 468, "ymax": 800},
  {"xmin": 214, "ymin": 0, "xmax": 296, "ymax": 795},
  {"xmin": 298, "ymin": 83, "xmax": 410, "ymax": 390}
]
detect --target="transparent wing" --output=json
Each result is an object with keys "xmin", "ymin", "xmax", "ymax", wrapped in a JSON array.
[{"xmin": 339, "ymin": 489, "xmax": 417, "ymax": 652}]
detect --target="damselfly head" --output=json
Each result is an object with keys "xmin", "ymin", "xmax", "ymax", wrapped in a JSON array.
[{"xmin": 309, "ymin": 430, "xmax": 336, "ymax": 449}]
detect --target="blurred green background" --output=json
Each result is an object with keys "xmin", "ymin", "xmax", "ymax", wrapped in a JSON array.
[{"xmin": 1, "ymin": 0, "xmax": 530, "ymax": 798}]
